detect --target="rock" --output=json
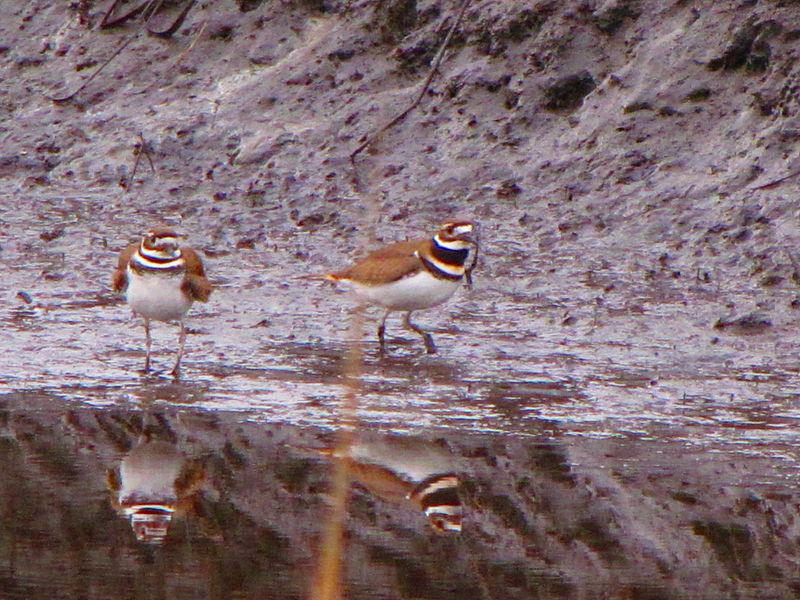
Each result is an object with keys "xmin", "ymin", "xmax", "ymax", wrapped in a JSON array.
[
  {"xmin": 591, "ymin": 0, "xmax": 641, "ymax": 35},
  {"xmin": 542, "ymin": 71, "xmax": 596, "ymax": 112},
  {"xmin": 713, "ymin": 312, "xmax": 772, "ymax": 334},
  {"xmin": 707, "ymin": 20, "xmax": 781, "ymax": 72},
  {"xmin": 376, "ymin": 0, "xmax": 417, "ymax": 44}
]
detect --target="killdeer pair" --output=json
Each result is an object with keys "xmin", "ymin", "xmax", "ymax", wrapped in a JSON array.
[
  {"xmin": 326, "ymin": 221, "xmax": 478, "ymax": 354},
  {"xmin": 112, "ymin": 228, "xmax": 212, "ymax": 376}
]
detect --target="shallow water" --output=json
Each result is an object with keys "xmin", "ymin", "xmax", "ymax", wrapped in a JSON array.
[
  {"xmin": 2, "ymin": 193, "xmax": 800, "ymax": 598},
  {"xmin": 2, "ymin": 394, "xmax": 800, "ymax": 600}
]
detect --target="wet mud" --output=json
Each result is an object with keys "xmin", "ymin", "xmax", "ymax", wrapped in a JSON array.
[{"xmin": 3, "ymin": 0, "xmax": 800, "ymax": 598}]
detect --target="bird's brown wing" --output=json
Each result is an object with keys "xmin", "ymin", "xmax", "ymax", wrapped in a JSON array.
[
  {"xmin": 182, "ymin": 246, "xmax": 207, "ymax": 277},
  {"xmin": 111, "ymin": 241, "xmax": 139, "ymax": 293},
  {"xmin": 181, "ymin": 246, "xmax": 212, "ymax": 302},
  {"xmin": 327, "ymin": 239, "xmax": 425, "ymax": 285}
]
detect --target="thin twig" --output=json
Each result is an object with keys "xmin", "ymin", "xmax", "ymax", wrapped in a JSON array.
[
  {"xmin": 349, "ymin": 0, "xmax": 473, "ymax": 162},
  {"xmin": 100, "ymin": 0, "xmax": 193, "ymax": 37},
  {"xmin": 146, "ymin": 0, "xmax": 196, "ymax": 38},
  {"xmin": 751, "ymin": 168, "xmax": 800, "ymax": 191},
  {"xmin": 46, "ymin": 34, "xmax": 137, "ymax": 103},
  {"xmin": 99, "ymin": 0, "xmax": 155, "ymax": 29},
  {"xmin": 126, "ymin": 139, "xmax": 144, "ymax": 192},
  {"xmin": 467, "ymin": 549, "xmax": 495, "ymax": 600},
  {"xmin": 310, "ymin": 306, "xmax": 364, "ymax": 600},
  {"xmin": 307, "ymin": 7, "xmax": 477, "ymax": 591},
  {"xmin": 124, "ymin": 132, "xmax": 155, "ymax": 192},
  {"xmin": 140, "ymin": 133, "xmax": 156, "ymax": 173},
  {"xmin": 172, "ymin": 19, "xmax": 207, "ymax": 68},
  {"xmin": 465, "ymin": 239, "xmax": 479, "ymax": 288}
]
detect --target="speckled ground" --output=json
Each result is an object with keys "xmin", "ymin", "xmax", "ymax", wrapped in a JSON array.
[{"xmin": 3, "ymin": 1, "xmax": 800, "ymax": 597}]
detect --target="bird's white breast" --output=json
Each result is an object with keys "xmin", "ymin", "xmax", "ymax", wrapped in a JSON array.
[
  {"xmin": 351, "ymin": 270, "xmax": 460, "ymax": 311},
  {"xmin": 126, "ymin": 266, "xmax": 193, "ymax": 322},
  {"xmin": 119, "ymin": 442, "xmax": 183, "ymax": 504}
]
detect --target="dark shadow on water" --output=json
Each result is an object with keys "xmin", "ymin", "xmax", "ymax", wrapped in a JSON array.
[{"xmin": 0, "ymin": 399, "xmax": 799, "ymax": 599}]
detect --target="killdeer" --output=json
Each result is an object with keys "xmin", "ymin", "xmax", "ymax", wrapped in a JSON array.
[
  {"xmin": 112, "ymin": 227, "xmax": 212, "ymax": 376},
  {"xmin": 326, "ymin": 221, "xmax": 478, "ymax": 354},
  {"xmin": 106, "ymin": 437, "xmax": 205, "ymax": 544},
  {"xmin": 319, "ymin": 435, "xmax": 463, "ymax": 533}
]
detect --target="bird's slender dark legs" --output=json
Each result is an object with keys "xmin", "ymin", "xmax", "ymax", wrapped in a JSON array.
[
  {"xmin": 143, "ymin": 318, "xmax": 152, "ymax": 373},
  {"xmin": 377, "ymin": 310, "xmax": 391, "ymax": 354},
  {"xmin": 171, "ymin": 319, "xmax": 185, "ymax": 377},
  {"xmin": 404, "ymin": 311, "xmax": 437, "ymax": 354}
]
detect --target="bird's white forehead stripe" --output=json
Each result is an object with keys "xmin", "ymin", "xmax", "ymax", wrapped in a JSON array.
[
  {"xmin": 147, "ymin": 235, "xmax": 179, "ymax": 246},
  {"xmin": 451, "ymin": 224, "xmax": 473, "ymax": 235}
]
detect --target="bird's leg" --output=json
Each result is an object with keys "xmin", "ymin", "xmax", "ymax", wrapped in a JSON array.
[
  {"xmin": 404, "ymin": 312, "xmax": 436, "ymax": 354},
  {"xmin": 377, "ymin": 310, "xmax": 391, "ymax": 355},
  {"xmin": 143, "ymin": 318, "xmax": 152, "ymax": 373},
  {"xmin": 171, "ymin": 319, "xmax": 186, "ymax": 378}
]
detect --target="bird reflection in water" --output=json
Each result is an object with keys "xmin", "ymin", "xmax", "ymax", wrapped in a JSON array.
[
  {"xmin": 106, "ymin": 415, "xmax": 205, "ymax": 544},
  {"xmin": 320, "ymin": 434, "xmax": 463, "ymax": 533}
]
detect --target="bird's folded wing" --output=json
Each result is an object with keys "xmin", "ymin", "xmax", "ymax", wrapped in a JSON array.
[
  {"xmin": 329, "ymin": 239, "xmax": 424, "ymax": 284},
  {"xmin": 111, "ymin": 241, "xmax": 139, "ymax": 292}
]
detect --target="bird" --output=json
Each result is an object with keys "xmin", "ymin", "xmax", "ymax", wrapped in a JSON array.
[
  {"xmin": 106, "ymin": 439, "xmax": 197, "ymax": 544},
  {"xmin": 112, "ymin": 227, "xmax": 212, "ymax": 376},
  {"xmin": 326, "ymin": 220, "xmax": 478, "ymax": 354},
  {"xmin": 318, "ymin": 434, "xmax": 463, "ymax": 533},
  {"xmin": 106, "ymin": 433, "xmax": 206, "ymax": 544}
]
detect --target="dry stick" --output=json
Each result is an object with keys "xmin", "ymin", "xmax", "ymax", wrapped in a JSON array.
[
  {"xmin": 347, "ymin": 0, "xmax": 474, "ymax": 251},
  {"xmin": 125, "ymin": 137, "xmax": 145, "ymax": 192},
  {"xmin": 139, "ymin": 132, "xmax": 156, "ymax": 173},
  {"xmin": 349, "ymin": 0, "xmax": 474, "ymax": 162},
  {"xmin": 46, "ymin": 34, "xmax": 137, "ymax": 103},
  {"xmin": 751, "ymin": 168, "xmax": 800, "ymax": 190},
  {"xmin": 466, "ymin": 551, "xmax": 495, "ymax": 600},
  {"xmin": 317, "ymin": 7, "xmax": 473, "ymax": 595},
  {"xmin": 99, "ymin": 0, "xmax": 153, "ymax": 29},
  {"xmin": 147, "ymin": 0, "xmax": 197, "ymax": 38},
  {"xmin": 172, "ymin": 19, "xmax": 207, "ymax": 68},
  {"xmin": 125, "ymin": 132, "xmax": 155, "ymax": 192},
  {"xmin": 311, "ymin": 305, "xmax": 365, "ymax": 600},
  {"xmin": 465, "ymin": 240, "xmax": 479, "ymax": 288},
  {"xmin": 315, "ymin": 5, "xmax": 473, "ymax": 595}
]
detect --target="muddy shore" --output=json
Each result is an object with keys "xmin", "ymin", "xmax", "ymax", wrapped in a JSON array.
[{"xmin": 2, "ymin": 1, "xmax": 800, "ymax": 598}]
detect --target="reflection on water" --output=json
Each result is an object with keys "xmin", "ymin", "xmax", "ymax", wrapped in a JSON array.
[
  {"xmin": 316, "ymin": 433, "xmax": 463, "ymax": 533},
  {"xmin": 106, "ymin": 413, "xmax": 205, "ymax": 544},
  {"xmin": 1, "ymin": 397, "xmax": 800, "ymax": 599}
]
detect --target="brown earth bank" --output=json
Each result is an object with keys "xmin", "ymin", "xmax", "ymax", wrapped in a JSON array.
[{"xmin": 2, "ymin": 0, "xmax": 800, "ymax": 598}]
